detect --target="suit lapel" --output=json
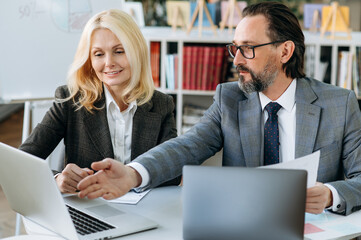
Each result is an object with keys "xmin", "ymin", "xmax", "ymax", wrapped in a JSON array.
[
  {"xmin": 131, "ymin": 99, "xmax": 160, "ymax": 160},
  {"xmin": 83, "ymin": 96, "xmax": 114, "ymax": 159},
  {"xmin": 295, "ymin": 78, "xmax": 321, "ymax": 158},
  {"xmin": 239, "ymin": 92, "xmax": 263, "ymax": 167}
]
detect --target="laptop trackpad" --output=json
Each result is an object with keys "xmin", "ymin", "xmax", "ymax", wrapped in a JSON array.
[{"xmin": 86, "ymin": 205, "xmax": 124, "ymax": 218}]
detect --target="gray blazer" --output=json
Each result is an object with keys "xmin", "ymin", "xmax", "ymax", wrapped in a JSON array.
[
  {"xmin": 20, "ymin": 85, "xmax": 181, "ymax": 186},
  {"xmin": 134, "ymin": 78, "xmax": 361, "ymax": 215}
]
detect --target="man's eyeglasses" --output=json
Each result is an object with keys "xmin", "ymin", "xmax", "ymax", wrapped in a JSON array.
[{"xmin": 226, "ymin": 41, "xmax": 284, "ymax": 59}]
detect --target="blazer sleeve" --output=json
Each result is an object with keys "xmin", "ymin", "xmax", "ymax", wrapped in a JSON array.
[
  {"xmin": 327, "ymin": 91, "xmax": 361, "ymax": 215},
  {"xmin": 19, "ymin": 86, "xmax": 68, "ymax": 162},
  {"xmin": 134, "ymin": 85, "xmax": 225, "ymax": 188}
]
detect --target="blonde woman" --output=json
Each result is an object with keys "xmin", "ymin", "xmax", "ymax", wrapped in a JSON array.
[{"xmin": 20, "ymin": 9, "xmax": 180, "ymax": 193}]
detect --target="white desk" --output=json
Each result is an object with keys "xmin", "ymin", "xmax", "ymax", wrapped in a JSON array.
[
  {"xmin": 111, "ymin": 186, "xmax": 361, "ymax": 240},
  {"xmin": 25, "ymin": 186, "xmax": 361, "ymax": 240}
]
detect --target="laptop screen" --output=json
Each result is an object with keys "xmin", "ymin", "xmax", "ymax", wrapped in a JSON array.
[{"xmin": 182, "ymin": 166, "xmax": 307, "ymax": 240}]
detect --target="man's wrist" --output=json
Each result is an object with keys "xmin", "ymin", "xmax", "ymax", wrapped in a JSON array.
[
  {"xmin": 127, "ymin": 166, "xmax": 142, "ymax": 188},
  {"xmin": 324, "ymin": 183, "xmax": 345, "ymax": 212},
  {"xmin": 127, "ymin": 162, "xmax": 150, "ymax": 189}
]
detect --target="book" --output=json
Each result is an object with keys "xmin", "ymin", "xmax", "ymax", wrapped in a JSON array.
[
  {"xmin": 169, "ymin": 54, "xmax": 175, "ymax": 90},
  {"xmin": 207, "ymin": 47, "xmax": 216, "ymax": 90},
  {"xmin": 183, "ymin": 46, "xmax": 192, "ymax": 90},
  {"xmin": 189, "ymin": 46, "xmax": 198, "ymax": 90},
  {"xmin": 357, "ymin": 47, "xmax": 361, "ymax": 95},
  {"xmin": 201, "ymin": 46, "xmax": 212, "ymax": 90},
  {"xmin": 352, "ymin": 53, "xmax": 359, "ymax": 97},
  {"xmin": 150, "ymin": 42, "xmax": 161, "ymax": 87},
  {"xmin": 165, "ymin": 54, "xmax": 171, "ymax": 89},
  {"xmin": 305, "ymin": 45, "xmax": 316, "ymax": 78},
  {"xmin": 174, "ymin": 54, "xmax": 179, "ymax": 89},
  {"xmin": 345, "ymin": 51, "xmax": 353, "ymax": 90},
  {"xmin": 212, "ymin": 46, "xmax": 225, "ymax": 90},
  {"xmin": 196, "ymin": 47, "xmax": 205, "ymax": 90},
  {"xmin": 337, "ymin": 51, "xmax": 349, "ymax": 88},
  {"xmin": 182, "ymin": 104, "xmax": 207, "ymax": 133}
]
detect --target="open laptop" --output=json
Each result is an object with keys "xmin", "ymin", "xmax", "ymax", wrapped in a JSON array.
[
  {"xmin": 182, "ymin": 165, "xmax": 307, "ymax": 240},
  {"xmin": 0, "ymin": 142, "xmax": 157, "ymax": 240}
]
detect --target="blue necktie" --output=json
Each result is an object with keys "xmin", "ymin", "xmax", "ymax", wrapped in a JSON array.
[{"xmin": 264, "ymin": 102, "xmax": 282, "ymax": 165}]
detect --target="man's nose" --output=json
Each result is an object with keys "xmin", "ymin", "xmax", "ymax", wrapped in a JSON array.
[{"xmin": 233, "ymin": 50, "xmax": 247, "ymax": 66}]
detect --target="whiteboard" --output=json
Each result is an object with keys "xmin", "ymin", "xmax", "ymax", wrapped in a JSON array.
[{"xmin": 0, "ymin": 0, "xmax": 126, "ymax": 102}]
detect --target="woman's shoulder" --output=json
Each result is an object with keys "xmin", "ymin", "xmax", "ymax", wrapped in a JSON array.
[
  {"xmin": 54, "ymin": 85, "xmax": 70, "ymax": 99},
  {"xmin": 151, "ymin": 90, "xmax": 173, "ymax": 102}
]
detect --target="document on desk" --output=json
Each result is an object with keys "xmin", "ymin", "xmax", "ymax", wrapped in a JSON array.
[
  {"xmin": 107, "ymin": 189, "xmax": 151, "ymax": 205},
  {"xmin": 261, "ymin": 151, "xmax": 320, "ymax": 188}
]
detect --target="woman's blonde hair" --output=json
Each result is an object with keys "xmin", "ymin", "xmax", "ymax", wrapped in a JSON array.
[{"xmin": 66, "ymin": 9, "xmax": 154, "ymax": 112}]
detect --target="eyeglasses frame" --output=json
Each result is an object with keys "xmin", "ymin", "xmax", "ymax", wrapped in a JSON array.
[{"xmin": 226, "ymin": 40, "xmax": 284, "ymax": 59}]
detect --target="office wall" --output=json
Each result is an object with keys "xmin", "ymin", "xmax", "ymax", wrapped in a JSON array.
[{"xmin": 0, "ymin": 0, "xmax": 124, "ymax": 102}]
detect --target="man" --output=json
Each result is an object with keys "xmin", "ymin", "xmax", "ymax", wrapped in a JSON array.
[{"xmin": 78, "ymin": 2, "xmax": 361, "ymax": 215}]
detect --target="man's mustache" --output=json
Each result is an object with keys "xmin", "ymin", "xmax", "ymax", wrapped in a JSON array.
[{"xmin": 236, "ymin": 65, "xmax": 250, "ymax": 73}]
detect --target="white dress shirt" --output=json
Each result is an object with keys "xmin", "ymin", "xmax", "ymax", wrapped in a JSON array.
[
  {"xmin": 104, "ymin": 86, "xmax": 136, "ymax": 164},
  {"xmin": 259, "ymin": 79, "xmax": 297, "ymax": 163},
  {"xmin": 104, "ymin": 86, "xmax": 150, "ymax": 189},
  {"xmin": 259, "ymin": 79, "xmax": 343, "ymax": 213}
]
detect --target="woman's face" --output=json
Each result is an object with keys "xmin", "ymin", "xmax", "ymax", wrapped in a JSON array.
[{"xmin": 90, "ymin": 28, "xmax": 131, "ymax": 90}]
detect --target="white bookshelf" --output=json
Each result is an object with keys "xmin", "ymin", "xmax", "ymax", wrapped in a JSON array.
[{"xmin": 141, "ymin": 27, "xmax": 361, "ymax": 134}]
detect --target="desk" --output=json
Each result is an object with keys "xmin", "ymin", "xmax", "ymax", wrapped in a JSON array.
[{"xmin": 25, "ymin": 186, "xmax": 361, "ymax": 240}]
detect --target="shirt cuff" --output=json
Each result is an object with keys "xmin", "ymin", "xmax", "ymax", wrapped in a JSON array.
[
  {"xmin": 324, "ymin": 183, "xmax": 345, "ymax": 213},
  {"xmin": 127, "ymin": 162, "xmax": 150, "ymax": 191}
]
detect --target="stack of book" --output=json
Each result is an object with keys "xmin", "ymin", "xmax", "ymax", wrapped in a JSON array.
[
  {"xmin": 182, "ymin": 104, "xmax": 207, "ymax": 134},
  {"xmin": 182, "ymin": 45, "xmax": 229, "ymax": 90},
  {"xmin": 336, "ymin": 48, "xmax": 361, "ymax": 97}
]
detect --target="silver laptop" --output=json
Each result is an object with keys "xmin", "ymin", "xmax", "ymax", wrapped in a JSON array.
[
  {"xmin": 0, "ymin": 142, "xmax": 158, "ymax": 240},
  {"xmin": 182, "ymin": 165, "xmax": 307, "ymax": 240}
]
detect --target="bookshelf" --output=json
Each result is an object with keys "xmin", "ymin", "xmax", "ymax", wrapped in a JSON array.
[{"xmin": 141, "ymin": 27, "xmax": 361, "ymax": 134}]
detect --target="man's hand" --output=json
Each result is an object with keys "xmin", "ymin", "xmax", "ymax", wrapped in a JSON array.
[
  {"xmin": 55, "ymin": 163, "xmax": 94, "ymax": 193},
  {"xmin": 306, "ymin": 182, "xmax": 333, "ymax": 214},
  {"xmin": 77, "ymin": 158, "xmax": 142, "ymax": 200}
]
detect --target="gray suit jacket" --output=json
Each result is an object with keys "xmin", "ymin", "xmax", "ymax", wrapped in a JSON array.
[
  {"xmin": 20, "ymin": 85, "xmax": 181, "ymax": 186},
  {"xmin": 134, "ymin": 78, "xmax": 361, "ymax": 215}
]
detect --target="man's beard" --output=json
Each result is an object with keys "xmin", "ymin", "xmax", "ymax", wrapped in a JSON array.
[{"xmin": 237, "ymin": 62, "xmax": 278, "ymax": 94}]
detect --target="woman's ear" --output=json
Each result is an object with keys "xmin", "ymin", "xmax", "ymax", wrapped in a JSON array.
[{"xmin": 280, "ymin": 40, "xmax": 295, "ymax": 64}]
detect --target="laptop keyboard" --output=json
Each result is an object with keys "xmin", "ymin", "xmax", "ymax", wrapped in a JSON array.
[{"xmin": 67, "ymin": 205, "xmax": 115, "ymax": 235}]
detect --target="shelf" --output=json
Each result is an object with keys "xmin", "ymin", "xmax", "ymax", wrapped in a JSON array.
[{"xmin": 143, "ymin": 27, "xmax": 361, "ymax": 134}]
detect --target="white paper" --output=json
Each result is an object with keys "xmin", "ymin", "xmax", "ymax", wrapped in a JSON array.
[
  {"xmin": 261, "ymin": 151, "xmax": 320, "ymax": 188},
  {"xmin": 107, "ymin": 189, "xmax": 151, "ymax": 205}
]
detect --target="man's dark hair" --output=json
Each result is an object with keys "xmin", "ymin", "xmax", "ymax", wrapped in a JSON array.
[{"xmin": 242, "ymin": 2, "xmax": 305, "ymax": 79}]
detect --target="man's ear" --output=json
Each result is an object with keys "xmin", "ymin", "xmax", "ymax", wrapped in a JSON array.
[{"xmin": 280, "ymin": 40, "xmax": 295, "ymax": 63}]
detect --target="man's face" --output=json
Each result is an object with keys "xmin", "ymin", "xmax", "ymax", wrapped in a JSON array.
[{"xmin": 232, "ymin": 15, "xmax": 281, "ymax": 94}]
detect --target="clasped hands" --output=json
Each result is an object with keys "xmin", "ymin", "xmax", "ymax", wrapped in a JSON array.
[
  {"xmin": 55, "ymin": 159, "xmax": 141, "ymax": 200},
  {"xmin": 56, "ymin": 159, "xmax": 333, "ymax": 214}
]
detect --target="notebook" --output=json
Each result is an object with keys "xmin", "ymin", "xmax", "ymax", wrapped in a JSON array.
[
  {"xmin": 182, "ymin": 165, "xmax": 307, "ymax": 240},
  {"xmin": 0, "ymin": 142, "xmax": 158, "ymax": 240}
]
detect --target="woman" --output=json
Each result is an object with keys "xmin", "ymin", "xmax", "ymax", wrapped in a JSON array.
[{"xmin": 20, "ymin": 9, "xmax": 180, "ymax": 193}]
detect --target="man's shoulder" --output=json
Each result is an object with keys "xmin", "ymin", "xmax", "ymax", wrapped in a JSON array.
[{"xmin": 298, "ymin": 77, "xmax": 351, "ymax": 98}]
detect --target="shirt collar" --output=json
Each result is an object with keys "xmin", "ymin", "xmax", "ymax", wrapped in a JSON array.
[
  {"xmin": 104, "ymin": 85, "xmax": 137, "ymax": 114},
  {"xmin": 259, "ymin": 78, "xmax": 296, "ymax": 113}
]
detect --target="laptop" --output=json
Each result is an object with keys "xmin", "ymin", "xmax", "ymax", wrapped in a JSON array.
[
  {"xmin": 0, "ymin": 142, "xmax": 158, "ymax": 240},
  {"xmin": 182, "ymin": 165, "xmax": 307, "ymax": 240}
]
